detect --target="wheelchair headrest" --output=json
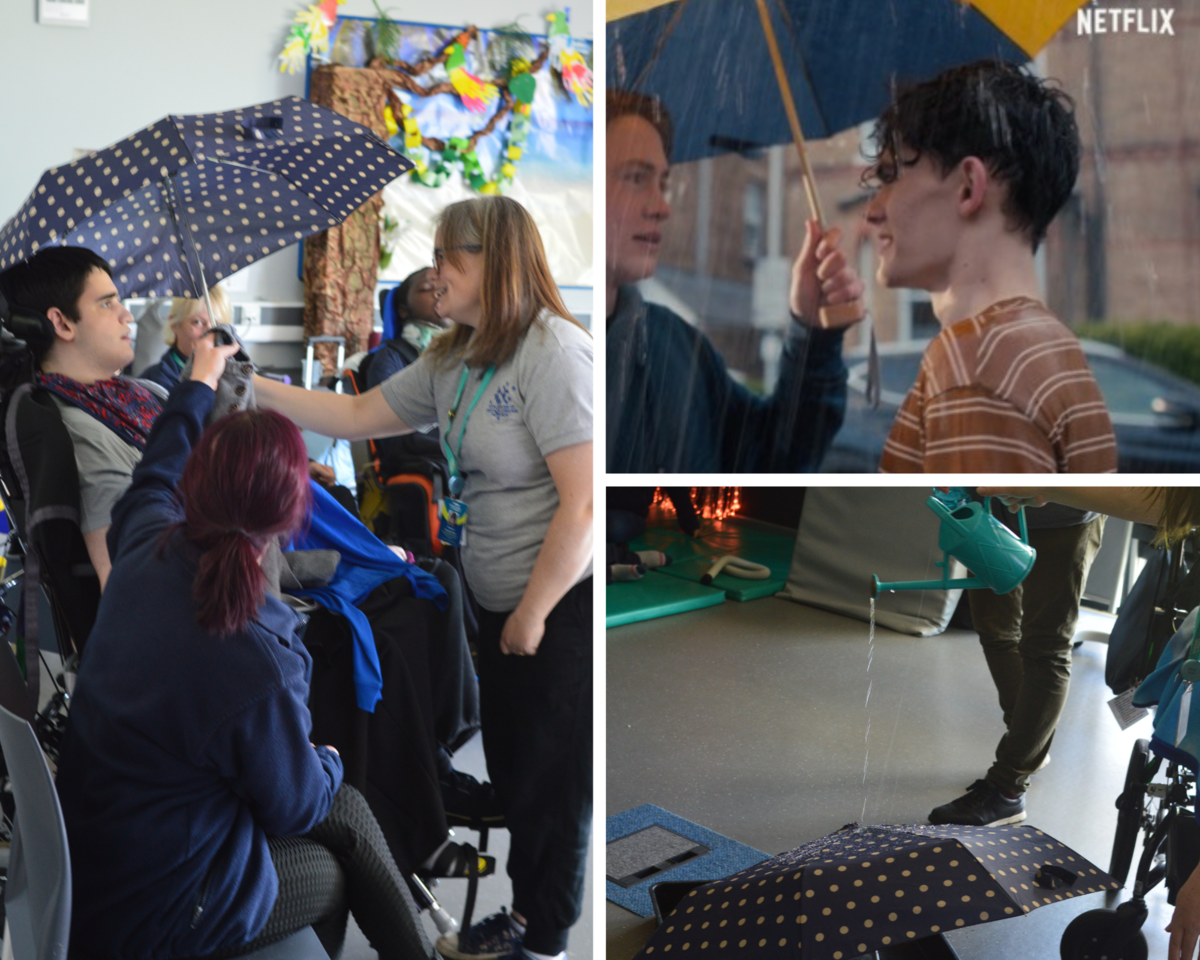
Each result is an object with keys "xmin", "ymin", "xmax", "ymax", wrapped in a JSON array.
[{"xmin": 0, "ymin": 288, "xmax": 54, "ymax": 355}]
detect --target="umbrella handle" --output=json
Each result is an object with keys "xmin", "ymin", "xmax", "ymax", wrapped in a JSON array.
[
  {"xmin": 1034, "ymin": 864, "xmax": 1077, "ymax": 889},
  {"xmin": 755, "ymin": 0, "xmax": 864, "ymax": 331},
  {"xmin": 754, "ymin": 0, "xmax": 822, "ymax": 223},
  {"xmin": 818, "ymin": 301, "xmax": 865, "ymax": 330}
]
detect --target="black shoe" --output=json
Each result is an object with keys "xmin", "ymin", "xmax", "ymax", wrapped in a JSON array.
[
  {"xmin": 928, "ymin": 779, "xmax": 1026, "ymax": 826},
  {"xmin": 441, "ymin": 769, "xmax": 506, "ymax": 829},
  {"xmin": 436, "ymin": 908, "xmax": 522, "ymax": 960}
]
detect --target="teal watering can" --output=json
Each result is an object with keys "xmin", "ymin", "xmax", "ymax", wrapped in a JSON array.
[{"xmin": 871, "ymin": 490, "xmax": 1037, "ymax": 597}]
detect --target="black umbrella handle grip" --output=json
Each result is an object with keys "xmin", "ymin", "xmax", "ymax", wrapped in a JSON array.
[
  {"xmin": 210, "ymin": 325, "xmax": 252, "ymax": 364},
  {"xmin": 1034, "ymin": 864, "xmax": 1077, "ymax": 889}
]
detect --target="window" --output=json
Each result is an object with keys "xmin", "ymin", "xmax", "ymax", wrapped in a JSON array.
[{"xmin": 742, "ymin": 181, "xmax": 766, "ymax": 262}]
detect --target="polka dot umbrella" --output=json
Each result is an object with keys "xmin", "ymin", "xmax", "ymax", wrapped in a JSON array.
[
  {"xmin": 0, "ymin": 96, "xmax": 412, "ymax": 302},
  {"xmin": 637, "ymin": 823, "xmax": 1120, "ymax": 960}
]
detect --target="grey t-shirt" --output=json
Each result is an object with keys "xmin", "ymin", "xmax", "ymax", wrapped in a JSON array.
[
  {"xmin": 51, "ymin": 395, "xmax": 142, "ymax": 533},
  {"xmin": 380, "ymin": 313, "xmax": 593, "ymax": 612}
]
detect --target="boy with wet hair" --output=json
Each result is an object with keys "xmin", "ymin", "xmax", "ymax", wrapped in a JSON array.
[
  {"xmin": 865, "ymin": 59, "xmax": 1116, "ymax": 473},
  {"xmin": 606, "ymin": 88, "xmax": 865, "ymax": 473}
]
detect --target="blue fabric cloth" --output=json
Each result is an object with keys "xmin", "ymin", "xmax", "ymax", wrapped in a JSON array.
[
  {"xmin": 606, "ymin": 285, "xmax": 847, "ymax": 472},
  {"xmin": 290, "ymin": 481, "xmax": 447, "ymax": 712},
  {"xmin": 56, "ymin": 380, "xmax": 344, "ymax": 960},
  {"xmin": 381, "ymin": 284, "xmax": 400, "ymax": 342},
  {"xmin": 139, "ymin": 346, "xmax": 186, "ymax": 393},
  {"xmin": 1133, "ymin": 608, "xmax": 1198, "ymax": 709},
  {"xmin": 1133, "ymin": 608, "xmax": 1200, "ymax": 807}
]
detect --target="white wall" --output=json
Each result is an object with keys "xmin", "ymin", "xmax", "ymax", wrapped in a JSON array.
[{"xmin": 0, "ymin": 0, "xmax": 592, "ymax": 303}]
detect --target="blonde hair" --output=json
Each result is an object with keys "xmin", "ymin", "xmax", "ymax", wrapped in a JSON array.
[
  {"xmin": 424, "ymin": 196, "xmax": 588, "ymax": 369},
  {"xmin": 1149, "ymin": 488, "xmax": 1200, "ymax": 545},
  {"xmin": 165, "ymin": 286, "xmax": 230, "ymax": 345}
]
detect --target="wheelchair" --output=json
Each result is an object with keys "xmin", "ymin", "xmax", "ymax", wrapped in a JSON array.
[
  {"xmin": 1058, "ymin": 738, "xmax": 1198, "ymax": 960},
  {"xmin": 0, "ymin": 323, "xmax": 97, "ymax": 762},
  {"xmin": 1060, "ymin": 532, "xmax": 1200, "ymax": 960}
]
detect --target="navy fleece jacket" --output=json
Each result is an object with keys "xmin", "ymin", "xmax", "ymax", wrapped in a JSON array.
[{"xmin": 55, "ymin": 379, "xmax": 343, "ymax": 960}]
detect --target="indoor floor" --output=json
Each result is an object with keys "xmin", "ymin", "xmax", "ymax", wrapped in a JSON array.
[{"xmin": 607, "ymin": 594, "xmax": 1170, "ymax": 959}]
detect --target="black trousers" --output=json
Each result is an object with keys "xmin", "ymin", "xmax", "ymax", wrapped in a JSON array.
[
  {"xmin": 304, "ymin": 576, "xmax": 464, "ymax": 876},
  {"xmin": 475, "ymin": 577, "xmax": 593, "ymax": 956},
  {"xmin": 205, "ymin": 784, "xmax": 433, "ymax": 960}
]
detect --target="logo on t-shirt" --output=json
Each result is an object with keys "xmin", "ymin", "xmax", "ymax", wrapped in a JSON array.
[{"xmin": 487, "ymin": 382, "xmax": 519, "ymax": 421}]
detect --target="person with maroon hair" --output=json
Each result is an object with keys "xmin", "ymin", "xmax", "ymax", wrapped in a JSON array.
[{"xmin": 54, "ymin": 335, "xmax": 433, "ymax": 960}]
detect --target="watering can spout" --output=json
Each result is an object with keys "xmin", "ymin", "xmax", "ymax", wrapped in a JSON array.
[{"xmin": 871, "ymin": 492, "xmax": 1037, "ymax": 596}]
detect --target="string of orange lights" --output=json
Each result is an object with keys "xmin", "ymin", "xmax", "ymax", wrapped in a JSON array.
[{"xmin": 651, "ymin": 487, "xmax": 742, "ymax": 521}]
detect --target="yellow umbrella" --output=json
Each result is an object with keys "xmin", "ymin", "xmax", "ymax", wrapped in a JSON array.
[{"xmin": 608, "ymin": 0, "xmax": 1086, "ymax": 57}]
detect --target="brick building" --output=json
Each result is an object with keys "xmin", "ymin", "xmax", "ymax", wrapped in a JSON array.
[{"xmin": 650, "ymin": 3, "xmax": 1200, "ymax": 381}]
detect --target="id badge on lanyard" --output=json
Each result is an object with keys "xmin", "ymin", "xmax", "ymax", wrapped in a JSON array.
[{"xmin": 437, "ymin": 364, "xmax": 495, "ymax": 547}]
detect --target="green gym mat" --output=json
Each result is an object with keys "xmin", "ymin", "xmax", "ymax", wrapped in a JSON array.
[
  {"xmin": 606, "ymin": 573, "xmax": 726, "ymax": 628},
  {"xmin": 629, "ymin": 519, "xmax": 797, "ymax": 602}
]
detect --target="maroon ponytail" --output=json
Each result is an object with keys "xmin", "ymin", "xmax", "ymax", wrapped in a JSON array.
[{"xmin": 174, "ymin": 410, "xmax": 311, "ymax": 635}]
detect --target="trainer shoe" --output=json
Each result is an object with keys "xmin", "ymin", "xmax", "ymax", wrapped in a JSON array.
[
  {"xmin": 436, "ymin": 908, "xmax": 522, "ymax": 960},
  {"xmin": 928, "ymin": 779, "xmax": 1026, "ymax": 826}
]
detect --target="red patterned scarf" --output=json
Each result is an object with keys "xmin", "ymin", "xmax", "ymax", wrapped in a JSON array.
[{"xmin": 36, "ymin": 372, "xmax": 160, "ymax": 450}]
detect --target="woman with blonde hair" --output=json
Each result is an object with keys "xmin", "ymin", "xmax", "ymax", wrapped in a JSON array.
[
  {"xmin": 254, "ymin": 195, "xmax": 594, "ymax": 960},
  {"xmin": 139, "ymin": 286, "xmax": 230, "ymax": 391}
]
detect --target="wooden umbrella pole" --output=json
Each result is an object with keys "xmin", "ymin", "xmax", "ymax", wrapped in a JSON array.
[
  {"xmin": 755, "ymin": 0, "xmax": 823, "ymax": 224},
  {"xmin": 754, "ymin": 0, "xmax": 863, "ymax": 328}
]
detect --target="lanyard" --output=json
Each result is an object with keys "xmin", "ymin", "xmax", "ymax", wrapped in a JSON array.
[{"xmin": 441, "ymin": 364, "xmax": 495, "ymax": 495}]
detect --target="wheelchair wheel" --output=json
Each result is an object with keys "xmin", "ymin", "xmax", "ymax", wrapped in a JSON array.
[
  {"xmin": 1111, "ymin": 739, "xmax": 1151, "ymax": 885},
  {"xmin": 1060, "ymin": 906, "xmax": 1148, "ymax": 960}
]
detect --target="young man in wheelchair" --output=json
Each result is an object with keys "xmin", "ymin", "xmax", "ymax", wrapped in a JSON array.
[{"xmin": 0, "ymin": 245, "xmax": 501, "ymax": 883}]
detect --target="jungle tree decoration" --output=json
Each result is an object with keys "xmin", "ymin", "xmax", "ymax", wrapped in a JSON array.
[
  {"xmin": 360, "ymin": 14, "xmax": 587, "ymax": 194},
  {"xmin": 370, "ymin": 0, "xmax": 402, "ymax": 60}
]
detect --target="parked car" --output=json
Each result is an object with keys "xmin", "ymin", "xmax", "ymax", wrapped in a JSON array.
[{"xmin": 822, "ymin": 339, "xmax": 1200, "ymax": 473}]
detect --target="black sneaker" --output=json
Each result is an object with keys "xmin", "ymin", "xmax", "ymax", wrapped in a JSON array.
[
  {"xmin": 441, "ymin": 769, "xmax": 506, "ymax": 829},
  {"xmin": 436, "ymin": 908, "xmax": 522, "ymax": 960},
  {"xmin": 928, "ymin": 779, "xmax": 1026, "ymax": 826}
]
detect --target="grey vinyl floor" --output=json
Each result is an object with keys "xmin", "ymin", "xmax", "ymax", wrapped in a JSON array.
[
  {"xmin": 315, "ymin": 731, "xmax": 595, "ymax": 960},
  {"xmin": 607, "ymin": 596, "xmax": 1174, "ymax": 960}
]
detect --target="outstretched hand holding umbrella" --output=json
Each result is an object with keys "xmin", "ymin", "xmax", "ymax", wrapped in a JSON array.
[{"xmin": 790, "ymin": 218, "xmax": 863, "ymax": 331}]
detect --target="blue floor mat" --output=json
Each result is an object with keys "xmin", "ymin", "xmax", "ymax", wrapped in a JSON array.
[{"xmin": 606, "ymin": 803, "xmax": 770, "ymax": 917}]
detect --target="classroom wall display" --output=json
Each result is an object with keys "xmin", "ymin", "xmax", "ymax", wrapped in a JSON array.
[{"xmin": 314, "ymin": 14, "xmax": 593, "ymax": 287}]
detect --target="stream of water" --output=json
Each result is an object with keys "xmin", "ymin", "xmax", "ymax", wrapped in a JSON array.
[{"xmin": 862, "ymin": 595, "xmax": 876, "ymax": 821}]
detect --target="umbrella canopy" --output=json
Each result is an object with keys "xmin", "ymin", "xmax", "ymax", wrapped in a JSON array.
[
  {"xmin": 637, "ymin": 823, "xmax": 1119, "ymax": 960},
  {"xmin": 606, "ymin": 0, "xmax": 1088, "ymax": 163},
  {"xmin": 0, "ymin": 97, "xmax": 411, "ymax": 299}
]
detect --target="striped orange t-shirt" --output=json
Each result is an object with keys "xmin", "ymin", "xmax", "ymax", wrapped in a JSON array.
[{"xmin": 879, "ymin": 298, "xmax": 1117, "ymax": 473}]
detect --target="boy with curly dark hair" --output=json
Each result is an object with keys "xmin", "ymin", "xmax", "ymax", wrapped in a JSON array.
[{"xmin": 866, "ymin": 60, "xmax": 1116, "ymax": 473}]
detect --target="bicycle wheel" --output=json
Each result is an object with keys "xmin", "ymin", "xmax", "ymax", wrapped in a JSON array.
[{"xmin": 1111, "ymin": 739, "xmax": 1151, "ymax": 885}]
